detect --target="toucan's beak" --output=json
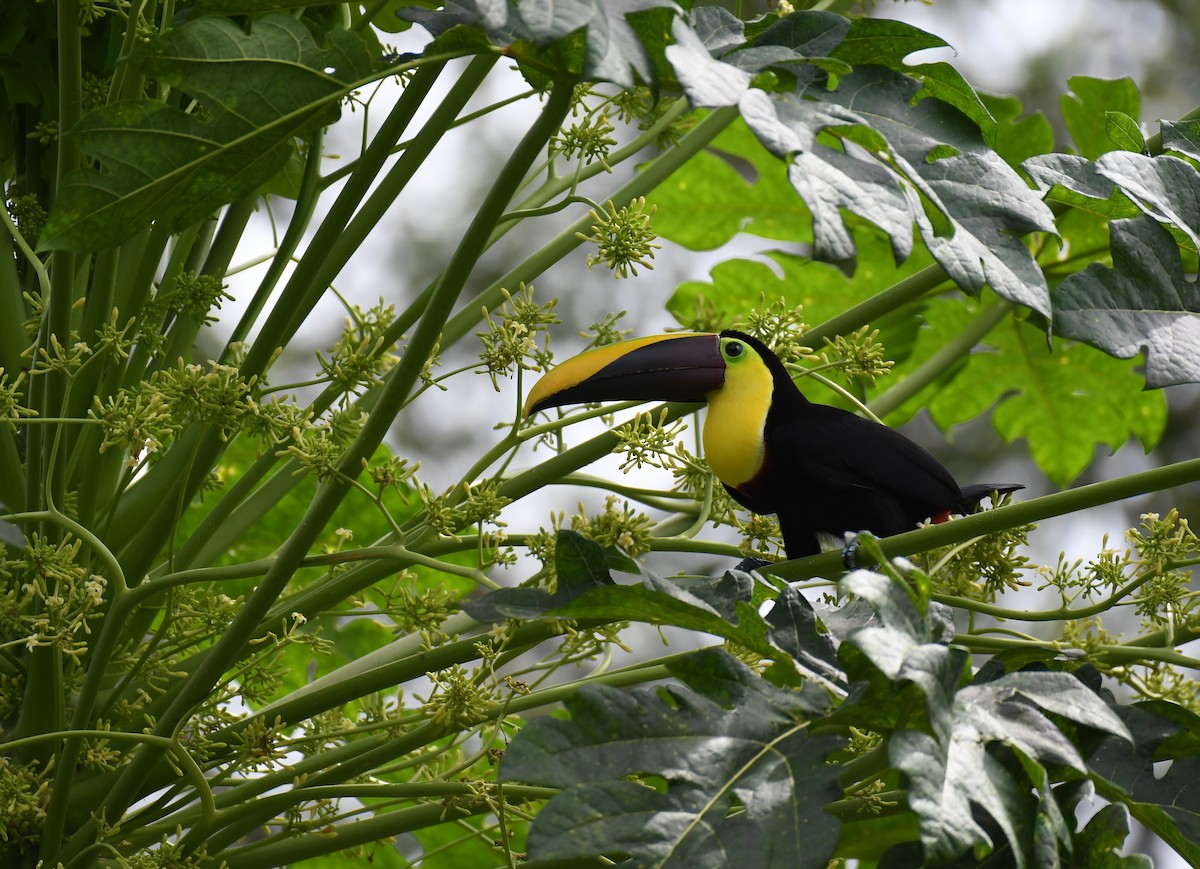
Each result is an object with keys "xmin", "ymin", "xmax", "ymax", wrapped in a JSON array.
[{"xmin": 524, "ymin": 333, "xmax": 725, "ymax": 417}]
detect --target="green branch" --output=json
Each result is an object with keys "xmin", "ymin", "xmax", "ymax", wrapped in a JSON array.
[{"xmin": 768, "ymin": 456, "xmax": 1200, "ymax": 581}]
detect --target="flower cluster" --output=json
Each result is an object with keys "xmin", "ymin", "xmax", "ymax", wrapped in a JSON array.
[
  {"xmin": 477, "ymin": 284, "xmax": 559, "ymax": 391},
  {"xmin": 577, "ymin": 197, "xmax": 661, "ymax": 279}
]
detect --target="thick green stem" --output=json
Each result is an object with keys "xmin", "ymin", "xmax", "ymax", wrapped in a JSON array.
[
  {"xmin": 805, "ymin": 263, "xmax": 951, "ymax": 345},
  {"xmin": 220, "ymin": 128, "xmax": 326, "ymax": 358},
  {"xmin": 238, "ymin": 57, "xmax": 476, "ymax": 378},
  {"xmin": 62, "ymin": 73, "xmax": 575, "ymax": 865}
]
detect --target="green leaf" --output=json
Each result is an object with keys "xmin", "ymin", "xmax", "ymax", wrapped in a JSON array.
[
  {"xmin": 649, "ymin": 117, "xmax": 813, "ymax": 250},
  {"xmin": 913, "ymin": 311, "xmax": 1167, "ymax": 486},
  {"xmin": 666, "ymin": 225, "xmax": 934, "ymax": 338},
  {"xmin": 979, "ymin": 93, "xmax": 1054, "ymax": 171},
  {"xmin": 1054, "ymin": 216, "xmax": 1200, "ymax": 388},
  {"xmin": 764, "ymin": 585, "xmax": 843, "ymax": 686},
  {"xmin": 501, "ymin": 648, "xmax": 845, "ymax": 868},
  {"xmin": 826, "ymin": 19, "xmax": 995, "ymax": 142},
  {"xmin": 1105, "ymin": 110, "xmax": 1147, "ymax": 154},
  {"xmin": 1060, "ymin": 75, "xmax": 1141, "ymax": 159},
  {"xmin": 40, "ymin": 15, "xmax": 376, "ymax": 252},
  {"xmin": 828, "ymin": 17, "xmax": 948, "ymax": 67},
  {"xmin": 908, "ymin": 61, "xmax": 996, "ymax": 146},
  {"xmin": 846, "ymin": 568, "xmax": 1129, "ymax": 867},
  {"xmin": 1024, "ymin": 152, "xmax": 1143, "ymax": 221}
]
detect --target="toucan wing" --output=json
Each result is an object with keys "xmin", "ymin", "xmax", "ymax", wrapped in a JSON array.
[{"xmin": 766, "ymin": 403, "xmax": 960, "ymax": 509}]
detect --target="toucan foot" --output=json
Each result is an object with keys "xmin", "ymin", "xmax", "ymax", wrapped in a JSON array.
[
  {"xmin": 841, "ymin": 533, "xmax": 860, "ymax": 570},
  {"xmin": 734, "ymin": 556, "xmax": 773, "ymax": 573}
]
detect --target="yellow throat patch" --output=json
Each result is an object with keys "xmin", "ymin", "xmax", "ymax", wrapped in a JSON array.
[{"xmin": 702, "ymin": 339, "xmax": 774, "ymax": 487}]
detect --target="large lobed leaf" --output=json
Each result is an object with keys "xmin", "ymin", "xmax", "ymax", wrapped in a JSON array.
[
  {"xmin": 1087, "ymin": 700, "xmax": 1200, "ymax": 865},
  {"xmin": 659, "ymin": 8, "xmax": 1053, "ymax": 316},
  {"xmin": 40, "ymin": 14, "xmax": 376, "ymax": 252},
  {"xmin": 843, "ymin": 571, "xmax": 1130, "ymax": 867},
  {"xmin": 501, "ymin": 648, "xmax": 845, "ymax": 868},
  {"xmin": 1053, "ymin": 215, "xmax": 1200, "ymax": 389}
]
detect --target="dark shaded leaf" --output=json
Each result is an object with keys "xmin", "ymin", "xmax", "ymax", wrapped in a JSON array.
[
  {"xmin": 461, "ymin": 529, "xmax": 615, "ymax": 620},
  {"xmin": 908, "ymin": 61, "xmax": 996, "ymax": 145},
  {"xmin": 1054, "ymin": 215, "xmax": 1200, "ymax": 388},
  {"xmin": 1074, "ymin": 804, "xmax": 1154, "ymax": 868},
  {"xmin": 765, "ymin": 585, "xmax": 844, "ymax": 686},
  {"xmin": 41, "ymin": 15, "xmax": 375, "ymax": 252},
  {"xmin": 891, "ymin": 728, "xmax": 1029, "ymax": 865},
  {"xmin": 846, "ymin": 570, "xmax": 1129, "ymax": 868},
  {"xmin": 502, "ymin": 648, "xmax": 844, "ymax": 869},
  {"xmin": 828, "ymin": 16, "xmax": 947, "ymax": 67},
  {"xmin": 551, "ymin": 577, "xmax": 840, "ymax": 700},
  {"xmin": 1087, "ymin": 702, "xmax": 1200, "ymax": 865}
]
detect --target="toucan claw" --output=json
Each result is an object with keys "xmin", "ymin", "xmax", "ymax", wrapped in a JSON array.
[
  {"xmin": 734, "ymin": 556, "xmax": 773, "ymax": 573},
  {"xmin": 841, "ymin": 532, "xmax": 861, "ymax": 570}
]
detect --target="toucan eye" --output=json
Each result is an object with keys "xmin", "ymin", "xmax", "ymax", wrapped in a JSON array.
[{"xmin": 725, "ymin": 341, "xmax": 744, "ymax": 359}]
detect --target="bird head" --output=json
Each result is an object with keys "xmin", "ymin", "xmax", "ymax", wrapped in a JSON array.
[{"xmin": 523, "ymin": 330, "xmax": 780, "ymax": 417}]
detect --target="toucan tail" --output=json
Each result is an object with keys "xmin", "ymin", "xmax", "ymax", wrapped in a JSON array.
[{"xmin": 957, "ymin": 483, "xmax": 1024, "ymax": 512}]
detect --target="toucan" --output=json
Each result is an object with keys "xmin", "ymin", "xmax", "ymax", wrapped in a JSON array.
[{"xmin": 524, "ymin": 329, "xmax": 1021, "ymax": 560}]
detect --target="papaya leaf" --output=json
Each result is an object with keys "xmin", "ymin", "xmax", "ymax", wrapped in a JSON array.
[
  {"xmin": 1092, "ymin": 150, "xmax": 1200, "ymax": 251},
  {"xmin": 502, "ymin": 648, "xmax": 845, "ymax": 869},
  {"xmin": 462, "ymin": 529, "xmax": 616, "ymax": 620},
  {"xmin": 650, "ymin": 117, "xmax": 814, "ymax": 250},
  {"xmin": 828, "ymin": 16, "xmax": 949, "ymax": 68},
  {"xmin": 1054, "ymin": 215, "xmax": 1200, "ymax": 388},
  {"xmin": 1162, "ymin": 118, "xmax": 1200, "ymax": 162},
  {"xmin": 909, "ymin": 310, "xmax": 1167, "ymax": 486},
  {"xmin": 740, "ymin": 65, "xmax": 1054, "ymax": 314},
  {"xmin": 666, "ymin": 225, "xmax": 934, "ymax": 334},
  {"xmin": 844, "ymin": 573, "xmax": 1129, "ymax": 868},
  {"xmin": 401, "ymin": 0, "xmax": 682, "ymax": 89},
  {"xmin": 1074, "ymin": 804, "xmax": 1153, "ymax": 868},
  {"xmin": 1023, "ymin": 152, "xmax": 1143, "ymax": 221},
  {"xmin": 979, "ymin": 93, "xmax": 1055, "ymax": 172},
  {"xmin": 1087, "ymin": 701, "xmax": 1200, "ymax": 865},
  {"xmin": 40, "ymin": 14, "xmax": 376, "ymax": 252},
  {"xmin": 1060, "ymin": 75, "xmax": 1141, "ymax": 159},
  {"xmin": 1105, "ymin": 110, "xmax": 1147, "ymax": 154}
]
